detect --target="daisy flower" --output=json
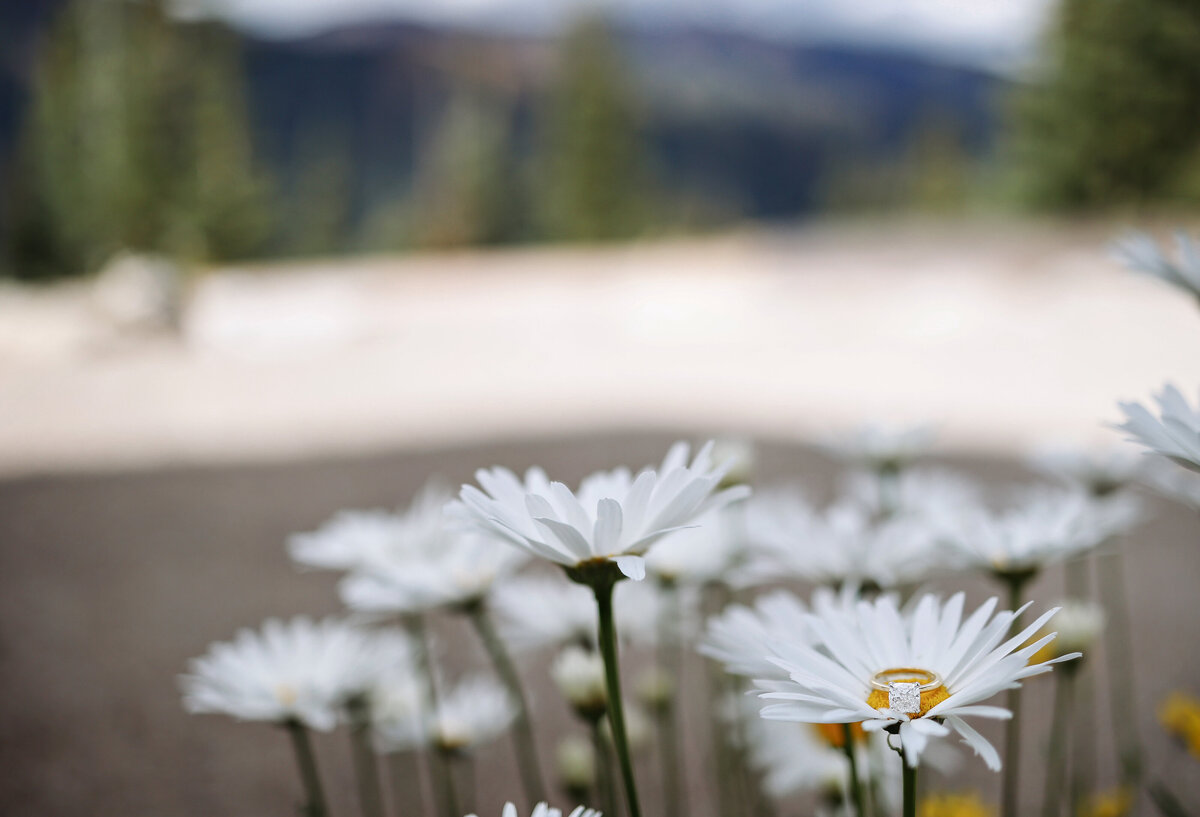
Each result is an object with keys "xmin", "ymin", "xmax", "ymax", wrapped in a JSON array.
[
  {"xmin": 821, "ymin": 423, "xmax": 937, "ymax": 474},
  {"xmin": 370, "ymin": 669, "xmax": 430, "ymax": 753},
  {"xmin": 1139, "ymin": 456, "xmax": 1200, "ymax": 512},
  {"xmin": 180, "ymin": 618, "xmax": 412, "ymax": 730},
  {"xmin": 551, "ymin": 645, "xmax": 608, "ymax": 719},
  {"xmin": 942, "ymin": 485, "xmax": 1139, "ymax": 577},
  {"xmin": 699, "ymin": 588, "xmax": 816, "ymax": 679},
  {"xmin": 288, "ymin": 509, "xmax": 412, "ymax": 571},
  {"xmin": 1112, "ymin": 230, "xmax": 1200, "ymax": 302},
  {"xmin": 757, "ymin": 592, "xmax": 1080, "ymax": 769},
  {"xmin": 1028, "ymin": 443, "xmax": 1143, "ymax": 497},
  {"xmin": 1116, "ymin": 383, "xmax": 1200, "ymax": 473},
  {"xmin": 491, "ymin": 574, "xmax": 598, "ymax": 651},
  {"xmin": 450, "ymin": 441, "xmax": 749, "ymax": 581},
  {"xmin": 737, "ymin": 488, "xmax": 946, "ymax": 589},
  {"xmin": 431, "ymin": 674, "xmax": 517, "ymax": 753},
  {"xmin": 466, "ymin": 803, "xmax": 601, "ymax": 817},
  {"xmin": 643, "ymin": 506, "xmax": 743, "ymax": 586}
]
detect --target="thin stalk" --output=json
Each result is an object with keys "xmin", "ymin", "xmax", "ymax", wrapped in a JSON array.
[
  {"xmin": 406, "ymin": 614, "xmax": 450, "ymax": 817},
  {"xmin": 701, "ymin": 582, "xmax": 739, "ymax": 817},
  {"xmin": 594, "ymin": 579, "xmax": 643, "ymax": 817},
  {"xmin": 901, "ymin": 749, "xmax": 916, "ymax": 817},
  {"xmin": 655, "ymin": 581, "xmax": 684, "ymax": 817},
  {"xmin": 1041, "ymin": 666, "xmax": 1077, "ymax": 817},
  {"xmin": 285, "ymin": 719, "xmax": 328, "ymax": 817},
  {"xmin": 842, "ymin": 724, "xmax": 866, "ymax": 817},
  {"xmin": 1099, "ymin": 548, "xmax": 1143, "ymax": 788},
  {"xmin": 387, "ymin": 751, "xmax": 425, "ymax": 817},
  {"xmin": 468, "ymin": 604, "xmax": 547, "ymax": 804},
  {"xmin": 1001, "ymin": 571, "xmax": 1033, "ymax": 817},
  {"xmin": 591, "ymin": 716, "xmax": 617, "ymax": 817},
  {"xmin": 460, "ymin": 752, "xmax": 477, "ymax": 817},
  {"xmin": 435, "ymin": 748, "xmax": 460, "ymax": 817},
  {"xmin": 1065, "ymin": 553, "xmax": 1097, "ymax": 807},
  {"xmin": 347, "ymin": 697, "xmax": 386, "ymax": 817},
  {"xmin": 1147, "ymin": 781, "xmax": 1192, "ymax": 817}
]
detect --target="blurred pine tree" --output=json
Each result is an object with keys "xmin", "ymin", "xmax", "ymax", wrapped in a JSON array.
[
  {"xmin": 3, "ymin": 0, "xmax": 272, "ymax": 278},
  {"xmin": 539, "ymin": 17, "xmax": 648, "ymax": 241},
  {"xmin": 1012, "ymin": 0, "xmax": 1200, "ymax": 209}
]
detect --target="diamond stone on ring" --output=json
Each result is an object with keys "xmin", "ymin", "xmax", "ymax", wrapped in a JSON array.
[{"xmin": 869, "ymin": 668, "xmax": 943, "ymax": 714}]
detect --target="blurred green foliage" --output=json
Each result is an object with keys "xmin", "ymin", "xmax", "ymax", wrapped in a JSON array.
[
  {"xmin": 3, "ymin": 0, "xmax": 272, "ymax": 280},
  {"xmin": 1012, "ymin": 0, "xmax": 1200, "ymax": 209},
  {"xmin": 539, "ymin": 17, "xmax": 648, "ymax": 241}
]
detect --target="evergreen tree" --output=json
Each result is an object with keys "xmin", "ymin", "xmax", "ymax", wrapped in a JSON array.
[
  {"xmin": 540, "ymin": 17, "xmax": 647, "ymax": 241},
  {"xmin": 3, "ymin": 0, "xmax": 272, "ymax": 278},
  {"xmin": 1012, "ymin": 0, "xmax": 1200, "ymax": 208}
]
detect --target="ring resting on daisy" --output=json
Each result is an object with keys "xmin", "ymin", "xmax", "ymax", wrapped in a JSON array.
[{"xmin": 755, "ymin": 592, "xmax": 1081, "ymax": 771}]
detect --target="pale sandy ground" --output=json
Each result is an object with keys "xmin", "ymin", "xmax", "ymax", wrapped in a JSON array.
[{"xmin": 2, "ymin": 219, "xmax": 1199, "ymax": 476}]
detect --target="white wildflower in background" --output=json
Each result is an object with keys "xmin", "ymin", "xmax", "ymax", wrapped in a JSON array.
[
  {"xmin": 450, "ymin": 441, "xmax": 749, "ymax": 581},
  {"xmin": 1048, "ymin": 599, "xmax": 1106, "ymax": 656},
  {"xmin": 841, "ymin": 467, "xmax": 982, "ymax": 523},
  {"xmin": 821, "ymin": 423, "xmax": 937, "ymax": 473},
  {"xmin": 339, "ymin": 529, "xmax": 526, "ymax": 616},
  {"xmin": 737, "ymin": 488, "xmax": 946, "ymax": 588},
  {"xmin": 370, "ymin": 669, "xmax": 429, "ymax": 753},
  {"xmin": 758, "ymin": 593, "xmax": 1080, "ymax": 769},
  {"xmin": 699, "ymin": 588, "xmax": 815, "ymax": 679},
  {"xmin": 644, "ymin": 506, "xmax": 742, "ymax": 585},
  {"xmin": 710, "ymin": 436, "xmax": 757, "ymax": 486},
  {"xmin": 1116, "ymin": 383, "xmax": 1200, "ymax": 473},
  {"xmin": 1113, "ymin": 230, "xmax": 1200, "ymax": 301},
  {"xmin": 551, "ymin": 645, "xmax": 607, "ymax": 717},
  {"xmin": 431, "ymin": 674, "xmax": 517, "ymax": 752},
  {"xmin": 1028, "ymin": 443, "xmax": 1143, "ymax": 496},
  {"xmin": 465, "ymin": 803, "xmax": 601, "ymax": 817},
  {"xmin": 288, "ymin": 509, "xmax": 411, "ymax": 571},
  {"xmin": 180, "ymin": 618, "xmax": 412, "ymax": 730},
  {"xmin": 491, "ymin": 574, "xmax": 597, "ymax": 651},
  {"xmin": 942, "ymin": 485, "xmax": 1139, "ymax": 576}
]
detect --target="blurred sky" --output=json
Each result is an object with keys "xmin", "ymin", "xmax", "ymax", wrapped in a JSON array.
[{"xmin": 177, "ymin": 0, "xmax": 1056, "ymax": 70}]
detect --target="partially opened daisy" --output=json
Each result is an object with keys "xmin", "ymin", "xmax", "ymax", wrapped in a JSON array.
[
  {"xmin": 1116, "ymin": 383, "xmax": 1200, "ymax": 473},
  {"xmin": 757, "ymin": 592, "xmax": 1079, "ymax": 771},
  {"xmin": 451, "ymin": 441, "xmax": 748, "ymax": 582}
]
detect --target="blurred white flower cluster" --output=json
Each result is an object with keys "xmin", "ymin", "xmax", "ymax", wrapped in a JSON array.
[{"xmin": 181, "ymin": 423, "xmax": 1154, "ymax": 817}]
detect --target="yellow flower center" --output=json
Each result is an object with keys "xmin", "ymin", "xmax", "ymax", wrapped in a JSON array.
[
  {"xmin": 813, "ymin": 721, "xmax": 865, "ymax": 748},
  {"xmin": 1078, "ymin": 787, "xmax": 1133, "ymax": 817},
  {"xmin": 274, "ymin": 683, "xmax": 298, "ymax": 707},
  {"xmin": 865, "ymin": 672, "xmax": 950, "ymax": 718}
]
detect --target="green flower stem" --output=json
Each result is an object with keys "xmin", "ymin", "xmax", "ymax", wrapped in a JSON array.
[
  {"xmin": 842, "ymin": 724, "xmax": 866, "ymax": 817},
  {"xmin": 387, "ymin": 751, "xmax": 427, "ymax": 817},
  {"xmin": 467, "ymin": 602, "xmax": 547, "ymax": 804},
  {"xmin": 285, "ymin": 719, "xmax": 328, "ymax": 817},
  {"xmin": 1041, "ymin": 663, "xmax": 1078, "ymax": 817},
  {"xmin": 901, "ymin": 748, "xmax": 917, "ymax": 817},
  {"xmin": 347, "ymin": 696, "xmax": 386, "ymax": 817},
  {"xmin": 405, "ymin": 614, "xmax": 452, "ymax": 817},
  {"xmin": 656, "ymin": 580, "xmax": 685, "ymax": 817},
  {"xmin": 1099, "ymin": 547, "xmax": 1143, "ymax": 788},
  {"xmin": 590, "ymin": 715, "xmax": 617, "ymax": 817},
  {"xmin": 593, "ymin": 575, "xmax": 643, "ymax": 817},
  {"xmin": 1000, "ymin": 569, "xmax": 1035, "ymax": 817},
  {"xmin": 434, "ymin": 748, "xmax": 460, "ymax": 817}
]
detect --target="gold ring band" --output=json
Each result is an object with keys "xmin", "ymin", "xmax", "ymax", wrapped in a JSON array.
[{"xmin": 869, "ymin": 668, "xmax": 943, "ymax": 691}]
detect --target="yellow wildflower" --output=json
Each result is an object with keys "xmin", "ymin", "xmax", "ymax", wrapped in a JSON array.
[
  {"xmin": 919, "ymin": 792, "xmax": 993, "ymax": 817},
  {"xmin": 1077, "ymin": 787, "xmax": 1132, "ymax": 817},
  {"xmin": 1159, "ymin": 691, "xmax": 1200, "ymax": 758}
]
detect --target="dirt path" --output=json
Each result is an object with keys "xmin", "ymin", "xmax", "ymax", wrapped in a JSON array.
[{"xmin": 2, "ymin": 220, "xmax": 1198, "ymax": 477}]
